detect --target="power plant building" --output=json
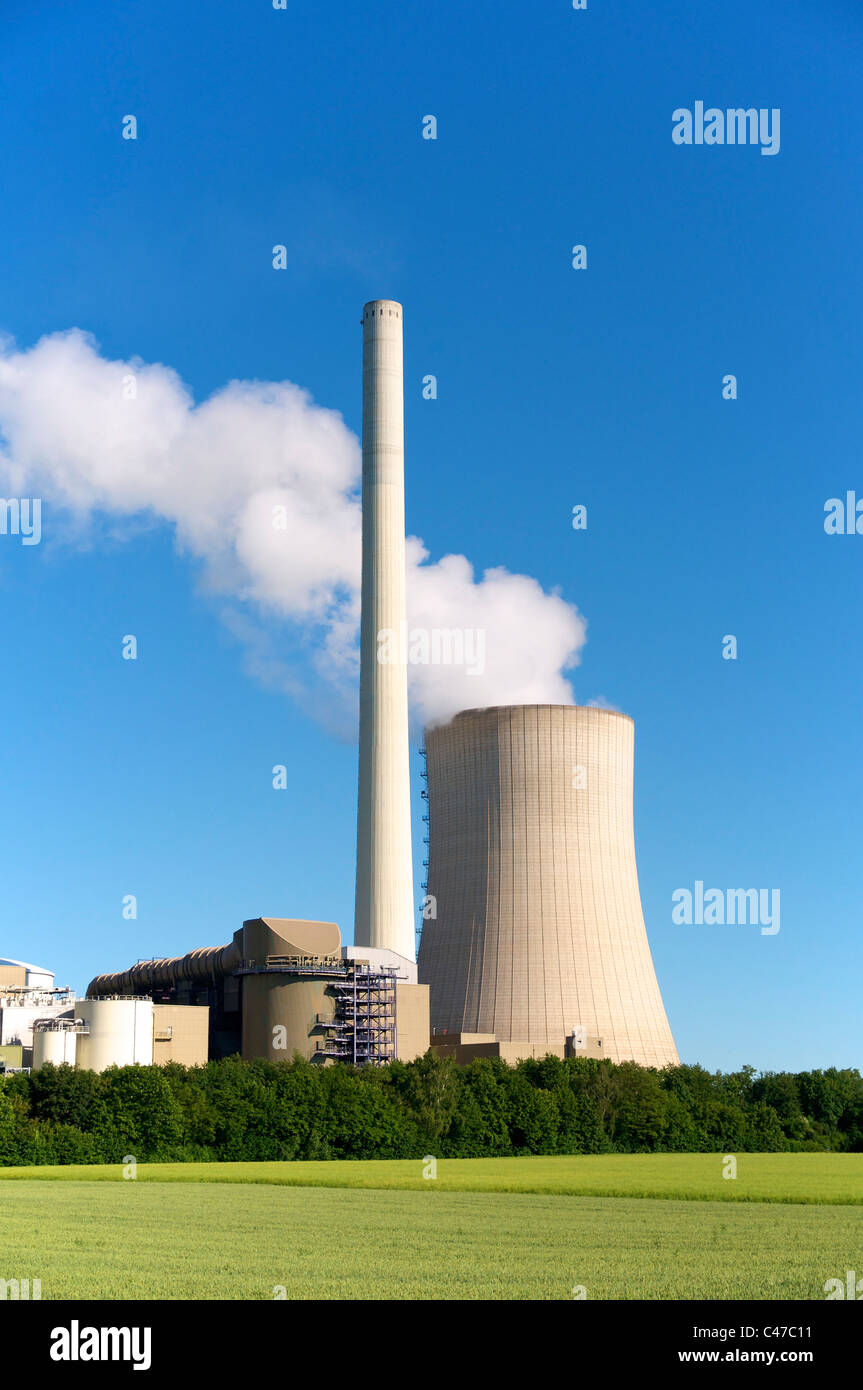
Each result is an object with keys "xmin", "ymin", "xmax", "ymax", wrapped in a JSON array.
[
  {"xmin": 0, "ymin": 961, "xmax": 76, "ymax": 1070},
  {"xmin": 5, "ymin": 303, "xmax": 681, "ymax": 1083},
  {"xmin": 0, "ymin": 957, "xmax": 55, "ymax": 992},
  {"xmin": 31, "ymin": 1000, "xmax": 209, "ymax": 1072},
  {"xmin": 418, "ymin": 705, "xmax": 679, "ymax": 1068},
  {"xmin": 87, "ymin": 918, "xmax": 429, "ymax": 1066}
]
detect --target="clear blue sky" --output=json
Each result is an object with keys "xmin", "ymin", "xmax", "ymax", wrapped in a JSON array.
[{"xmin": 1, "ymin": 0, "xmax": 860, "ymax": 1072}]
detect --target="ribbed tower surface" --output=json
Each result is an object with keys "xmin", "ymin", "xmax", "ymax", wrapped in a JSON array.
[{"xmin": 417, "ymin": 705, "xmax": 679, "ymax": 1068}]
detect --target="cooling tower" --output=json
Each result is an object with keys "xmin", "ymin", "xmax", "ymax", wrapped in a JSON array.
[
  {"xmin": 417, "ymin": 705, "xmax": 678, "ymax": 1068},
  {"xmin": 354, "ymin": 300, "xmax": 415, "ymax": 962}
]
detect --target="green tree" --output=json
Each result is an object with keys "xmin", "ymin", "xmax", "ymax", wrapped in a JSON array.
[{"xmin": 100, "ymin": 1066, "xmax": 183, "ymax": 1160}]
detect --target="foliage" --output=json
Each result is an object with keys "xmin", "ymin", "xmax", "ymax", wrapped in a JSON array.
[{"xmin": 1, "ymin": 1055, "xmax": 861, "ymax": 1166}]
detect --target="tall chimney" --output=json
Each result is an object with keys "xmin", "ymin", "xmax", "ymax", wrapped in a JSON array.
[{"xmin": 354, "ymin": 300, "xmax": 415, "ymax": 961}]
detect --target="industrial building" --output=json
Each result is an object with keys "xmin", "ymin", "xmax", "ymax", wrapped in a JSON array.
[
  {"xmin": 87, "ymin": 918, "xmax": 429, "ymax": 1066},
  {"xmin": 4, "ymin": 920, "xmax": 427, "ymax": 1073},
  {"xmin": 0, "ymin": 958, "xmax": 75, "ymax": 1070},
  {"xmin": 0, "ymin": 964, "xmax": 207, "ymax": 1073},
  {"xmin": 32, "ymin": 1000, "xmax": 210, "ymax": 1072},
  {"xmin": 417, "ymin": 705, "xmax": 679, "ymax": 1068},
  {"xmin": 76, "ymin": 309, "xmax": 430, "ymax": 1073},
  {"xmin": 3, "ymin": 301, "xmax": 678, "ymax": 1081},
  {"xmin": 0, "ymin": 957, "xmax": 55, "ymax": 992},
  {"xmin": 354, "ymin": 304, "xmax": 676, "ymax": 1069}
]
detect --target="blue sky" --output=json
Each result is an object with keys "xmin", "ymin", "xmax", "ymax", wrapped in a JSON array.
[{"xmin": 0, "ymin": 0, "xmax": 860, "ymax": 1072}]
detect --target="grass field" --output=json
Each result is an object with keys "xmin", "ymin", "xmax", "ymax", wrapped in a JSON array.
[
  {"xmin": 2, "ymin": 1155, "xmax": 861, "ymax": 1299},
  {"xmin": 1, "ymin": 1152, "xmax": 861, "ymax": 1202}
]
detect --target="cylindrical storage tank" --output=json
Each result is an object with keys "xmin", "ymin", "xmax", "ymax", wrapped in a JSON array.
[
  {"xmin": 241, "ymin": 975, "xmax": 336, "ymax": 1062},
  {"xmin": 417, "ymin": 705, "xmax": 679, "ymax": 1068},
  {"xmin": 76, "ymin": 998, "xmax": 154, "ymax": 1072},
  {"xmin": 32, "ymin": 1026, "xmax": 77, "ymax": 1069}
]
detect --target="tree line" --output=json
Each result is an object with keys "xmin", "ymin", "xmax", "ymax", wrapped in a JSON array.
[{"xmin": 1, "ymin": 1054, "xmax": 861, "ymax": 1166}]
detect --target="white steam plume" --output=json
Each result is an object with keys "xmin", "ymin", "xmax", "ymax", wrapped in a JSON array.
[{"xmin": 0, "ymin": 330, "xmax": 586, "ymax": 730}]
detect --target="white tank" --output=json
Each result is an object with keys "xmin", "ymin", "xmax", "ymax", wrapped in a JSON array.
[
  {"xmin": 32, "ymin": 1026, "xmax": 77, "ymax": 1069},
  {"xmin": 76, "ymin": 998, "xmax": 153, "ymax": 1072}
]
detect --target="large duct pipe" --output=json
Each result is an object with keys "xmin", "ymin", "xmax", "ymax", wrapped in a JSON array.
[
  {"xmin": 86, "ymin": 919, "xmax": 338, "ymax": 999},
  {"xmin": 353, "ymin": 300, "xmax": 415, "ymax": 962},
  {"xmin": 87, "ymin": 940, "xmax": 241, "ymax": 998}
]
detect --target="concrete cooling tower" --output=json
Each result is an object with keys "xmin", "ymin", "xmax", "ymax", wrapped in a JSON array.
[{"xmin": 417, "ymin": 705, "xmax": 679, "ymax": 1068}]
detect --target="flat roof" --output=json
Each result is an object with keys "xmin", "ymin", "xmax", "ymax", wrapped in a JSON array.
[{"xmin": 0, "ymin": 958, "xmax": 54, "ymax": 975}]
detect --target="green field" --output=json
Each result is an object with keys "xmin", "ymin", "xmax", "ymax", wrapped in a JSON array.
[
  {"xmin": 2, "ymin": 1155, "xmax": 861, "ymax": 1299},
  {"xmin": 1, "ymin": 1152, "xmax": 861, "ymax": 1202}
]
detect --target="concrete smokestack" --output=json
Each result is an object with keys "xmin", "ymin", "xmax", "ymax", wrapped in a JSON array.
[{"xmin": 354, "ymin": 300, "xmax": 415, "ymax": 961}]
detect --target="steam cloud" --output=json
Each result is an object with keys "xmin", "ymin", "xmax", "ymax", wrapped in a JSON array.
[{"xmin": 0, "ymin": 330, "xmax": 586, "ymax": 730}]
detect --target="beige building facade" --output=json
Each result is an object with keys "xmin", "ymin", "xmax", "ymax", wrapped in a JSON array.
[
  {"xmin": 394, "ymin": 983, "xmax": 432, "ymax": 1062},
  {"xmin": 417, "ymin": 705, "xmax": 679, "ymax": 1069},
  {"xmin": 152, "ymin": 1004, "xmax": 210, "ymax": 1067}
]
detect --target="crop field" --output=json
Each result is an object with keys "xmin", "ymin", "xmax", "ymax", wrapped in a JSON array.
[
  {"xmin": 1, "ymin": 1152, "xmax": 861, "ymax": 1202},
  {"xmin": 1, "ymin": 1155, "xmax": 861, "ymax": 1299}
]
